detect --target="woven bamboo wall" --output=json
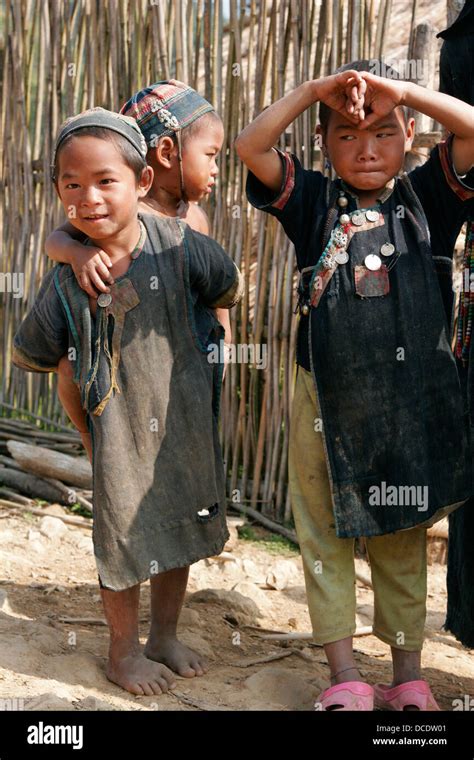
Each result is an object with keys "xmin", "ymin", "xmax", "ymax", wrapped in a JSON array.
[{"xmin": 0, "ymin": 0, "xmax": 450, "ymax": 521}]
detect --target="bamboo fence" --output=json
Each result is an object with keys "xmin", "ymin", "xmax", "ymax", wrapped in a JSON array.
[{"xmin": 0, "ymin": 0, "xmax": 449, "ymax": 523}]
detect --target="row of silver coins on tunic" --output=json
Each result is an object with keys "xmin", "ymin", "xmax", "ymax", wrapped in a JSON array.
[
  {"xmin": 334, "ymin": 245, "xmax": 395, "ymax": 271},
  {"xmin": 339, "ymin": 209, "xmax": 381, "ymax": 226},
  {"xmin": 339, "ymin": 206, "xmax": 396, "ymax": 270}
]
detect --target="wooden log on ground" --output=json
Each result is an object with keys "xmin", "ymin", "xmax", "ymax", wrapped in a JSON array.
[
  {"xmin": 42, "ymin": 443, "xmax": 84, "ymax": 455},
  {"xmin": 6, "ymin": 441, "xmax": 92, "ymax": 489},
  {"xmin": 42, "ymin": 476, "xmax": 93, "ymax": 513},
  {"xmin": 0, "ymin": 466, "xmax": 71, "ymax": 505},
  {"xmin": 228, "ymin": 501, "xmax": 298, "ymax": 543},
  {"xmin": 0, "ymin": 419, "xmax": 80, "ymax": 443},
  {"xmin": 0, "ymin": 499, "xmax": 92, "ymax": 529},
  {"xmin": 259, "ymin": 627, "xmax": 373, "ymax": 641},
  {"xmin": 0, "ymin": 403, "xmax": 73, "ymax": 433},
  {"xmin": 0, "ymin": 455, "xmax": 25, "ymax": 471},
  {"xmin": 0, "ymin": 455, "xmax": 92, "ymax": 511},
  {"xmin": 0, "ymin": 487, "xmax": 32, "ymax": 505}
]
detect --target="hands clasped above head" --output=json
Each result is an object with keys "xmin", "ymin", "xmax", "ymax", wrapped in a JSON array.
[{"xmin": 318, "ymin": 69, "xmax": 406, "ymax": 129}]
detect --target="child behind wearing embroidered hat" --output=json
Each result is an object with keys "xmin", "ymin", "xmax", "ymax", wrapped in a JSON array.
[
  {"xmin": 235, "ymin": 59, "xmax": 474, "ymax": 711},
  {"xmin": 46, "ymin": 80, "xmax": 231, "ymax": 461},
  {"xmin": 12, "ymin": 106, "xmax": 243, "ymax": 696}
]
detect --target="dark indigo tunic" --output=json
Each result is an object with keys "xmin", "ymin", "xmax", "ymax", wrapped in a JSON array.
[
  {"xmin": 247, "ymin": 138, "xmax": 474, "ymax": 538},
  {"xmin": 12, "ymin": 214, "xmax": 243, "ymax": 590}
]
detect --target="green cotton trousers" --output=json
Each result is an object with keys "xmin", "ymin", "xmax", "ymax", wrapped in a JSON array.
[{"xmin": 288, "ymin": 366, "xmax": 427, "ymax": 651}]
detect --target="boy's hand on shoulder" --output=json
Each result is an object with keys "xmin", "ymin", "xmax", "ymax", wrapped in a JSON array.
[
  {"xmin": 355, "ymin": 72, "xmax": 407, "ymax": 129},
  {"xmin": 70, "ymin": 245, "xmax": 114, "ymax": 298}
]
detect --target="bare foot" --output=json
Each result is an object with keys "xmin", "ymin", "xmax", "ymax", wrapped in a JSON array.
[
  {"xmin": 106, "ymin": 650, "xmax": 177, "ymax": 695},
  {"xmin": 145, "ymin": 635, "xmax": 208, "ymax": 678}
]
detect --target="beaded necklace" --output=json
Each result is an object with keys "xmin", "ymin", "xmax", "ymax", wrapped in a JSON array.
[{"xmin": 455, "ymin": 219, "xmax": 474, "ymax": 365}]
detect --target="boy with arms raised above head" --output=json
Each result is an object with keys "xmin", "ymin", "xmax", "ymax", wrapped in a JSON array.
[{"xmin": 236, "ymin": 61, "xmax": 474, "ymax": 710}]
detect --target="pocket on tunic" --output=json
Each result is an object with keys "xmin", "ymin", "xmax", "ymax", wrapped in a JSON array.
[{"xmin": 354, "ymin": 265, "xmax": 390, "ymax": 298}]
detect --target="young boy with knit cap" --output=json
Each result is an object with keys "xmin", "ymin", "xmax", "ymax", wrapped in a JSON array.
[
  {"xmin": 12, "ymin": 107, "xmax": 243, "ymax": 696},
  {"xmin": 40, "ymin": 83, "xmax": 234, "ymax": 689}
]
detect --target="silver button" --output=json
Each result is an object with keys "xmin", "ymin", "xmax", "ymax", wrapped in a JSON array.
[
  {"xmin": 340, "ymin": 213, "xmax": 350, "ymax": 224},
  {"xmin": 364, "ymin": 254, "xmax": 382, "ymax": 271},
  {"xmin": 365, "ymin": 210, "xmax": 380, "ymax": 222},
  {"xmin": 380, "ymin": 243, "xmax": 395, "ymax": 257},
  {"xmin": 97, "ymin": 293, "xmax": 112, "ymax": 308},
  {"xmin": 351, "ymin": 212, "xmax": 365, "ymax": 226},
  {"xmin": 335, "ymin": 251, "xmax": 349, "ymax": 265}
]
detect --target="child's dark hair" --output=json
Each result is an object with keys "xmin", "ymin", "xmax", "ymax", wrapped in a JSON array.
[
  {"xmin": 182, "ymin": 110, "xmax": 222, "ymax": 144},
  {"xmin": 53, "ymin": 126, "xmax": 148, "ymax": 185},
  {"xmin": 319, "ymin": 59, "xmax": 408, "ymax": 132}
]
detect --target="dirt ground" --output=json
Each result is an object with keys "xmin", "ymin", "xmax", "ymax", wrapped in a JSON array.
[{"xmin": 0, "ymin": 505, "xmax": 473, "ymax": 712}]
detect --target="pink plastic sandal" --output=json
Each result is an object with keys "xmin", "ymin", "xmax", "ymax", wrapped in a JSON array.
[
  {"xmin": 374, "ymin": 680, "xmax": 440, "ymax": 711},
  {"xmin": 316, "ymin": 681, "xmax": 374, "ymax": 711}
]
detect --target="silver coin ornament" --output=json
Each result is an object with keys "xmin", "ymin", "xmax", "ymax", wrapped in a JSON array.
[
  {"xmin": 335, "ymin": 251, "xmax": 349, "ymax": 265},
  {"xmin": 380, "ymin": 243, "xmax": 395, "ymax": 257},
  {"xmin": 365, "ymin": 209, "xmax": 380, "ymax": 222},
  {"xmin": 364, "ymin": 254, "xmax": 382, "ymax": 271},
  {"xmin": 97, "ymin": 293, "xmax": 112, "ymax": 308},
  {"xmin": 351, "ymin": 212, "xmax": 364, "ymax": 226}
]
